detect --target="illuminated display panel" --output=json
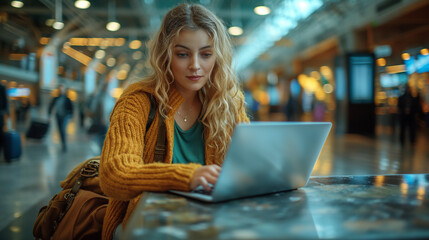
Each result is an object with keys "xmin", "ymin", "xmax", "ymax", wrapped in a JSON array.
[{"xmin": 347, "ymin": 54, "xmax": 375, "ymax": 104}]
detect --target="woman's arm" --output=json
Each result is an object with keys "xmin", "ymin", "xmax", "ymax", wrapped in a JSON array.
[{"xmin": 99, "ymin": 93, "xmax": 201, "ymax": 200}]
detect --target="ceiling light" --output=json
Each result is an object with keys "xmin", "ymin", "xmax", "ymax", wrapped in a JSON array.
[
  {"xmin": 75, "ymin": 0, "xmax": 91, "ymax": 9},
  {"xmin": 11, "ymin": 1, "xmax": 24, "ymax": 8},
  {"xmin": 376, "ymin": 58, "xmax": 386, "ymax": 67},
  {"xmin": 132, "ymin": 51, "xmax": 143, "ymax": 60},
  {"xmin": 39, "ymin": 37, "xmax": 50, "ymax": 45},
  {"xmin": 107, "ymin": 0, "xmax": 120, "ymax": 31},
  {"xmin": 110, "ymin": 88, "xmax": 123, "ymax": 98},
  {"xmin": 129, "ymin": 40, "xmax": 142, "ymax": 49},
  {"xmin": 106, "ymin": 21, "xmax": 120, "ymax": 31},
  {"xmin": 228, "ymin": 26, "xmax": 243, "ymax": 36},
  {"xmin": 254, "ymin": 6, "xmax": 270, "ymax": 15},
  {"xmin": 323, "ymin": 84, "xmax": 333, "ymax": 94},
  {"xmin": 54, "ymin": 0, "xmax": 64, "ymax": 30},
  {"xmin": 401, "ymin": 53, "xmax": 410, "ymax": 61},
  {"xmin": 117, "ymin": 70, "xmax": 128, "ymax": 80},
  {"xmin": 120, "ymin": 63, "xmax": 130, "ymax": 71},
  {"xmin": 95, "ymin": 50, "xmax": 105, "ymax": 59},
  {"xmin": 53, "ymin": 21, "xmax": 64, "ymax": 30},
  {"xmin": 421, "ymin": 48, "xmax": 429, "ymax": 56},
  {"xmin": 310, "ymin": 71, "xmax": 320, "ymax": 80},
  {"xmin": 234, "ymin": 0, "xmax": 323, "ymax": 72},
  {"xmin": 106, "ymin": 57, "xmax": 116, "ymax": 67}
]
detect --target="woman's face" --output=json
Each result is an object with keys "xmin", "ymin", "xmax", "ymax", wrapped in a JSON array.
[{"xmin": 170, "ymin": 29, "xmax": 216, "ymax": 96}]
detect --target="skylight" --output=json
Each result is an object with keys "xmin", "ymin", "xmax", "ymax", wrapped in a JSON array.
[{"xmin": 233, "ymin": 0, "xmax": 323, "ymax": 72}]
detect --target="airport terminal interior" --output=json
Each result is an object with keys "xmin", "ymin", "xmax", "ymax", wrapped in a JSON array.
[{"xmin": 0, "ymin": 0, "xmax": 429, "ymax": 239}]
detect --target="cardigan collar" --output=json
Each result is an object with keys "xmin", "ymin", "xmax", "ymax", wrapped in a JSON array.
[
  {"xmin": 122, "ymin": 81, "xmax": 185, "ymax": 116},
  {"xmin": 165, "ymin": 86, "xmax": 184, "ymax": 118}
]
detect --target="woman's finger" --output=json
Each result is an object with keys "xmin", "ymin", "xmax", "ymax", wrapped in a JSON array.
[
  {"xmin": 202, "ymin": 174, "xmax": 217, "ymax": 185},
  {"xmin": 207, "ymin": 165, "xmax": 221, "ymax": 176},
  {"xmin": 199, "ymin": 176, "xmax": 211, "ymax": 191}
]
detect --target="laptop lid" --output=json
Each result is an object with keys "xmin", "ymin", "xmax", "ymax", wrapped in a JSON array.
[{"xmin": 170, "ymin": 122, "xmax": 332, "ymax": 202}]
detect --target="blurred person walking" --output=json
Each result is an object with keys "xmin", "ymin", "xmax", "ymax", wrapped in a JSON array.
[
  {"xmin": 16, "ymin": 98, "xmax": 30, "ymax": 123},
  {"xmin": 0, "ymin": 82, "xmax": 8, "ymax": 157},
  {"xmin": 78, "ymin": 98, "xmax": 86, "ymax": 128},
  {"xmin": 48, "ymin": 84, "xmax": 74, "ymax": 152},
  {"xmin": 87, "ymin": 83, "xmax": 109, "ymax": 152},
  {"xmin": 284, "ymin": 94, "xmax": 301, "ymax": 121},
  {"xmin": 398, "ymin": 85, "xmax": 424, "ymax": 146}
]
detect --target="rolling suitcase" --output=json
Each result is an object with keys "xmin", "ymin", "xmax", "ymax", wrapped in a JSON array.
[
  {"xmin": 4, "ymin": 130, "xmax": 22, "ymax": 162},
  {"xmin": 27, "ymin": 120, "xmax": 49, "ymax": 139}
]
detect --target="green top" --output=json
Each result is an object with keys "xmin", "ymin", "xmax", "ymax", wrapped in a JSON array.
[{"xmin": 172, "ymin": 120, "xmax": 205, "ymax": 165}]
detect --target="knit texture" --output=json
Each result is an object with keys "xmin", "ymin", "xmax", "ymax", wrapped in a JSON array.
[{"xmin": 99, "ymin": 81, "xmax": 249, "ymax": 239}]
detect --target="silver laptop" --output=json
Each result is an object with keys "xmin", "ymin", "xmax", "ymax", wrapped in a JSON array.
[{"xmin": 169, "ymin": 122, "xmax": 332, "ymax": 202}]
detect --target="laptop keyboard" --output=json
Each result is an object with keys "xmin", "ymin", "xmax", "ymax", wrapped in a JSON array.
[
  {"xmin": 192, "ymin": 189, "xmax": 212, "ymax": 195},
  {"xmin": 191, "ymin": 185, "xmax": 213, "ymax": 195}
]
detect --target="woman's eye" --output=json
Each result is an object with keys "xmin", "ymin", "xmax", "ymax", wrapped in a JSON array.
[
  {"xmin": 176, "ymin": 53, "xmax": 188, "ymax": 57},
  {"xmin": 202, "ymin": 53, "xmax": 212, "ymax": 58}
]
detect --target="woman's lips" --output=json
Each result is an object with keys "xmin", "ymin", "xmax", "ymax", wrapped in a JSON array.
[{"xmin": 187, "ymin": 76, "xmax": 202, "ymax": 81}]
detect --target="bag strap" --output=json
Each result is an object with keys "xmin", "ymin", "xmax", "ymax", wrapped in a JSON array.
[
  {"xmin": 147, "ymin": 93, "xmax": 166, "ymax": 163},
  {"xmin": 146, "ymin": 94, "xmax": 156, "ymax": 132},
  {"xmin": 154, "ymin": 117, "xmax": 166, "ymax": 162},
  {"xmin": 57, "ymin": 159, "xmax": 100, "ymax": 226}
]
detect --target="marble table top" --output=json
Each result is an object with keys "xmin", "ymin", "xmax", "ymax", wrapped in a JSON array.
[{"xmin": 122, "ymin": 174, "xmax": 429, "ymax": 239}]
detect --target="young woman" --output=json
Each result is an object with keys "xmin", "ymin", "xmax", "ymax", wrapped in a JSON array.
[{"xmin": 99, "ymin": 3, "xmax": 249, "ymax": 239}]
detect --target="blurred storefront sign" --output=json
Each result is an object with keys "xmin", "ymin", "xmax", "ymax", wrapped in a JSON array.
[
  {"xmin": 416, "ymin": 54, "xmax": 429, "ymax": 73},
  {"xmin": 380, "ymin": 72, "xmax": 408, "ymax": 88},
  {"xmin": 385, "ymin": 64, "xmax": 406, "ymax": 74},
  {"xmin": 374, "ymin": 45, "xmax": 392, "ymax": 58},
  {"xmin": 7, "ymin": 87, "xmax": 30, "ymax": 97},
  {"xmin": 404, "ymin": 54, "xmax": 429, "ymax": 74}
]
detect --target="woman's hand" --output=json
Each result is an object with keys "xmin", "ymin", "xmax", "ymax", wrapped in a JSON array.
[{"xmin": 190, "ymin": 165, "xmax": 221, "ymax": 191}]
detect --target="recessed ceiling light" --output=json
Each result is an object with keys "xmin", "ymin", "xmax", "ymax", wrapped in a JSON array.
[
  {"xmin": 228, "ymin": 26, "xmax": 243, "ymax": 36},
  {"xmin": 53, "ymin": 21, "xmax": 64, "ymax": 30},
  {"xmin": 74, "ymin": 0, "xmax": 91, "ymax": 9},
  {"xmin": 106, "ymin": 22, "xmax": 120, "ymax": 31},
  {"xmin": 95, "ymin": 50, "xmax": 105, "ymax": 59},
  {"xmin": 254, "ymin": 6, "xmax": 270, "ymax": 15},
  {"xmin": 11, "ymin": 1, "xmax": 24, "ymax": 8},
  {"xmin": 121, "ymin": 63, "xmax": 130, "ymax": 71},
  {"xmin": 106, "ymin": 57, "xmax": 116, "ymax": 67},
  {"xmin": 401, "ymin": 53, "xmax": 410, "ymax": 61},
  {"xmin": 132, "ymin": 51, "xmax": 143, "ymax": 60},
  {"xmin": 129, "ymin": 40, "xmax": 142, "ymax": 49},
  {"xmin": 376, "ymin": 58, "xmax": 386, "ymax": 67}
]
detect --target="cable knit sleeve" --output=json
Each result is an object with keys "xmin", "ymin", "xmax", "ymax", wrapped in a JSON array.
[{"xmin": 99, "ymin": 91, "xmax": 201, "ymax": 201}]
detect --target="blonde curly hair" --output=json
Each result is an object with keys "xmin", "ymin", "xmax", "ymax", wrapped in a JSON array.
[{"xmin": 142, "ymin": 3, "xmax": 246, "ymax": 161}]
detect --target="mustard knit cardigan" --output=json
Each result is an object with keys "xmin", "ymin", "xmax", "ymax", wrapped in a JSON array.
[{"xmin": 99, "ymin": 81, "xmax": 249, "ymax": 239}]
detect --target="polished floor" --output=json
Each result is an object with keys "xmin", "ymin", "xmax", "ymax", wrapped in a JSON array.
[{"xmin": 0, "ymin": 116, "xmax": 428, "ymax": 239}]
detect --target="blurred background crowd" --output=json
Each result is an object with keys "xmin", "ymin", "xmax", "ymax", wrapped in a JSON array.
[{"xmin": 0, "ymin": 0, "xmax": 428, "ymax": 150}]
